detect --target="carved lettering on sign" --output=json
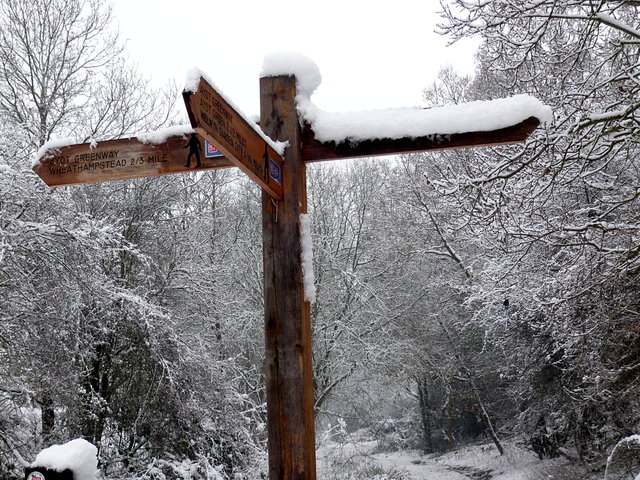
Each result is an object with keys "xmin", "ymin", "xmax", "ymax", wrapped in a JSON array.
[
  {"xmin": 183, "ymin": 77, "xmax": 284, "ymax": 199},
  {"xmin": 33, "ymin": 135, "xmax": 233, "ymax": 187}
]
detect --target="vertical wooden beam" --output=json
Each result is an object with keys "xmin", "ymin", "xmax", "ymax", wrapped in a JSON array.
[{"xmin": 260, "ymin": 75, "xmax": 316, "ymax": 480}]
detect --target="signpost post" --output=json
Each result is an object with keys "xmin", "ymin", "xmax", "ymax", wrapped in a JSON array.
[
  {"xmin": 260, "ymin": 75, "xmax": 316, "ymax": 480},
  {"xmin": 33, "ymin": 67, "xmax": 543, "ymax": 480}
]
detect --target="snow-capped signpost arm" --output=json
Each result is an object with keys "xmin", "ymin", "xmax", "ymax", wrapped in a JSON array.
[
  {"xmin": 294, "ymin": 91, "xmax": 551, "ymax": 163},
  {"xmin": 32, "ymin": 129, "xmax": 233, "ymax": 187},
  {"xmin": 301, "ymin": 116, "xmax": 541, "ymax": 162},
  {"xmin": 183, "ymin": 73, "xmax": 285, "ymax": 200}
]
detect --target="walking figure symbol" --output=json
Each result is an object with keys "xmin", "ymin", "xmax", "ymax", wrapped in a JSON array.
[{"xmin": 184, "ymin": 133, "xmax": 202, "ymax": 168}]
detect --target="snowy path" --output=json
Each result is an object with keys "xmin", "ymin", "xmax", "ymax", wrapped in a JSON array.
[
  {"xmin": 371, "ymin": 449, "xmax": 470, "ymax": 479},
  {"xmin": 317, "ymin": 437, "xmax": 567, "ymax": 480},
  {"xmin": 318, "ymin": 440, "xmax": 473, "ymax": 479}
]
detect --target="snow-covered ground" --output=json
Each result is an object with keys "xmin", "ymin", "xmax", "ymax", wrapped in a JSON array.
[{"xmin": 317, "ymin": 434, "xmax": 589, "ymax": 480}]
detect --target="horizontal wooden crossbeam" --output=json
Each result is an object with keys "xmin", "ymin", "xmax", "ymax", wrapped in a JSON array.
[
  {"xmin": 301, "ymin": 116, "xmax": 541, "ymax": 162},
  {"xmin": 33, "ymin": 117, "xmax": 542, "ymax": 187}
]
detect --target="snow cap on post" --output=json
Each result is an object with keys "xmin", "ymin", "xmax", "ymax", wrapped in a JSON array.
[
  {"xmin": 260, "ymin": 51, "xmax": 322, "ymax": 100},
  {"xmin": 29, "ymin": 438, "xmax": 98, "ymax": 480}
]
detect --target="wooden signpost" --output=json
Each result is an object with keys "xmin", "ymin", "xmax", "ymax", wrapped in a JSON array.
[
  {"xmin": 33, "ymin": 69, "xmax": 542, "ymax": 480},
  {"xmin": 183, "ymin": 76, "xmax": 284, "ymax": 200},
  {"xmin": 33, "ymin": 133, "xmax": 233, "ymax": 187}
]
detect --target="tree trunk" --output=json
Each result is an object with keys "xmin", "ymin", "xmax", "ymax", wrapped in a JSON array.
[
  {"xmin": 417, "ymin": 378, "xmax": 433, "ymax": 453},
  {"xmin": 436, "ymin": 317, "xmax": 505, "ymax": 455},
  {"xmin": 41, "ymin": 393, "xmax": 55, "ymax": 438},
  {"xmin": 81, "ymin": 342, "xmax": 111, "ymax": 446},
  {"xmin": 467, "ymin": 374, "xmax": 504, "ymax": 455}
]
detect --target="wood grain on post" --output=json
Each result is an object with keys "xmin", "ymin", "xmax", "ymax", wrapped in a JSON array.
[{"xmin": 260, "ymin": 75, "xmax": 317, "ymax": 480}]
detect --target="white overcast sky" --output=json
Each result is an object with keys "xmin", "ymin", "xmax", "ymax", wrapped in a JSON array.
[{"xmin": 111, "ymin": 0, "xmax": 479, "ymax": 118}]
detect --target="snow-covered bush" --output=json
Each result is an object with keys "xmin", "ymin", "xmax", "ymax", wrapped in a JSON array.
[
  {"xmin": 604, "ymin": 435, "xmax": 640, "ymax": 480},
  {"xmin": 140, "ymin": 457, "xmax": 226, "ymax": 480},
  {"xmin": 321, "ymin": 451, "xmax": 404, "ymax": 480},
  {"xmin": 371, "ymin": 418, "xmax": 422, "ymax": 453}
]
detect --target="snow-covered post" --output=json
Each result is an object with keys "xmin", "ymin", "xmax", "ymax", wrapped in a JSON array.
[
  {"xmin": 260, "ymin": 68, "xmax": 316, "ymax": 479},
  {"xmin": 25, "ymin": 439, "xmax": 98, "ymax": 480}
]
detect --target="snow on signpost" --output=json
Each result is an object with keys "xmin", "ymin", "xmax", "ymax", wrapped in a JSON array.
[
  {"xmin": 300, "ymin": 213, "xmax": 316, "ymax": 303},
  {"xmin": 33, "ymin": 126, "xmax": 234, "ymax": 187},
  {"xmin": 30, "ymin": 51, "xmax": 551, "ymax": 480}
]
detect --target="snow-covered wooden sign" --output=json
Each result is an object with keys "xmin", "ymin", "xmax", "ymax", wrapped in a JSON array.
[
  {"xmin": 31, "ymin": 52, "xmax": 551, "ymax": 480},
  {"xmin": 302, "ymin": 96, "xmax": 549, "ymax": 146},
  {"xmin": 33, "ymin": 127, "xmax": 232, "ymax": 187},
  {"xmin": 183, "ymin": 71, "xmax": 285, "ymax": 199},
  {"xmin": 260, "ymin": 52, "xmax": 551, "ymax": 164}
]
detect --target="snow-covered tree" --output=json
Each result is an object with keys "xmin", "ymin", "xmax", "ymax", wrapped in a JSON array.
[
  {"xmin": 0, "ymin": 0, "xmax": 178, "ymax": 146},
  {"xmin": 0, "ymin": 2, "xmax": 262, "ymax": 478},
  {"xmin": 436, "ymin": 0, "xmax": 640, "ymax": 460}
]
